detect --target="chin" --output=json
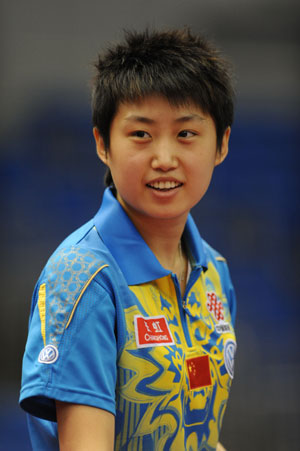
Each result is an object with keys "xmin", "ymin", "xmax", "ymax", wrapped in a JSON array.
[{"xmin": 147, "ymin": 208, "xmax": 189, "ymax": 221}]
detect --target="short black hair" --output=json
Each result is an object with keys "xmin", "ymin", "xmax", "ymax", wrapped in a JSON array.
[{"xmin": 91, "ymin": 28, "xmax": 235, "ymax": 187}]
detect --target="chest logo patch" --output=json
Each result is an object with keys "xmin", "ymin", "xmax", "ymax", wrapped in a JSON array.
[
  {"xmin": 206, "ymin": 291, "xmax": 224, "ymax": 322},
  {"xmin": 186, "ymin": 355, "xmax": 212, "ymax": 390},
  {"xmin": 134, "ymin": 315, "xmax": 174, "ymax": 348},
  {"xmin": 224, "ymin": 339, "xmax": 237, "ymax": 379}
]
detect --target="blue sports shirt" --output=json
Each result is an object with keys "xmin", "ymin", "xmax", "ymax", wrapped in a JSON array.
[{"xmin": 20, "ymin": 187, "xmax": 237, "ymax": 450}]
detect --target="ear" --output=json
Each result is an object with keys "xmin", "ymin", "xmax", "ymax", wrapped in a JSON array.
[
  {"xmin": 215, "ymin": 127, "xmax": 231, "ymax": 166},
  {"xmin": 93, "ymin": 127, "xmax": 108, "ymax": 165}
]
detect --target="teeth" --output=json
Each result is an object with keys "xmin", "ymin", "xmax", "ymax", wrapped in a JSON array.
[{"xmin": 150, "ymin": 181, "xmax": 180, "ymax": 190}]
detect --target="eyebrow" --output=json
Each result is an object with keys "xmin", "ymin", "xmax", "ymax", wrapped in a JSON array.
[
  {"xmin": 175, "ymin": 114, "xmax": 206, "ymax": 123},
  {"xmin": 124, "ymin": 114, "xmax": 206, "ymax": 124},
  {"xmin": 124, "ymin": 115, "xmax": 155, "ymax": 124}
]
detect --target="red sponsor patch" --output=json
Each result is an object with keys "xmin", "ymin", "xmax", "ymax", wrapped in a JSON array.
[
  {"xmin": 186, "ymin": 355, "xmax": 212, "ymax": 390},
  {"xmin": 134, "ymin": 315, "xmax": 174, "ymax": 348}
]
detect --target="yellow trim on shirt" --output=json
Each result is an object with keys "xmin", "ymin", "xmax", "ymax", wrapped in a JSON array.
[
  {"xmin": 65, "ymin": 264, "xmax": 109, "ymax": 329},
  {"xmin": 37, "ymin": 283, "xmax": 46, "ymax": 346},
  {"xmin": 215, "ymin": 256, "xmax": 227, "ymax": 262}
]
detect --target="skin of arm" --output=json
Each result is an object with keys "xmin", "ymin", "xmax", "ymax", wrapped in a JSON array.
[
  {"xmin": 56, "ymin": 401, "xmax": 115, "ymax": 451},
  {"xmin": 56, "ymin": 401, "xmax": 226, "ymax": 451}
]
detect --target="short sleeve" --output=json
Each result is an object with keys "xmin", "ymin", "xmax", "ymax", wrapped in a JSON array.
[{"xmin": 20, "ymin": 262, "xmax": 117, "ymax": 421}]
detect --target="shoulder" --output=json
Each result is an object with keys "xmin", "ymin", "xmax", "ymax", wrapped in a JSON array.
[
  {"xmin": 30, "ymin": 221, "xmax": 121, "ymax": 348},
  {"xmin": 202, "ymin": 239, "xmax": 228, "ymax": 265},
  {"xmin": 201, "ymin": 239, "xmax": 234, "ymax": 297},
  {"xmin": 31, "ymin": 221, "xmax": 118, "ymax": 322},
  {"xmin": 41, "ymin": 218, "xmax": 126, "ymax": 283},
  {"xmin": 35, "ymin": 219, "xmax": 128, "ymax": 309},
  {"xmin": 201, "ymin": 239, "xmax": 237, "ymax": 324},
  {"xmin": 41, "ymin": 221, "xmax": 109, "ymax": 288}
]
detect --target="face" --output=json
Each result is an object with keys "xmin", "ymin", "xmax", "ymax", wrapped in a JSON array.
[{"xmin": 94, "ymin": 95, "xmax": 230, "ymax": 228}]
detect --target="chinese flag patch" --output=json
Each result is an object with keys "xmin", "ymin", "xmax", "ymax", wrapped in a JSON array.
[{"xmin": 186, "ymin": 355, "xmax": 212, "ymax": 390}]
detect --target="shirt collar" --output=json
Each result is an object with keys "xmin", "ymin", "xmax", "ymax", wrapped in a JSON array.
[{"xmin": 93, "ymin": 188, "xmax": 207, "ymax": 285}]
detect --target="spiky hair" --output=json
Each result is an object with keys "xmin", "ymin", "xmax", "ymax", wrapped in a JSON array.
[{"xmin": 91, "ymin": 28, "xmax": 235, "ymax": 186}]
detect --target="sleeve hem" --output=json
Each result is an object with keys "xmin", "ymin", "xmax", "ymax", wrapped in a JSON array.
[{"xmin": 19, "ymin": 384, "xmax": 116, "ymax": 422}]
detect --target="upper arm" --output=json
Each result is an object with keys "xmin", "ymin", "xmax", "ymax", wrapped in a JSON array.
[
  {"xmin": 56, "ymin": 401, "xmax": 115, "ymax": 451},
  {"xmin": 20, "ymin": 248, "xmax": 117, "ymax": 421}
]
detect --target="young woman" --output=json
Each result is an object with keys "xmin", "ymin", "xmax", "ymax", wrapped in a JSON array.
[{"xmin": 20, "ymin": 29, "xmax": 236, "ymax": 450}]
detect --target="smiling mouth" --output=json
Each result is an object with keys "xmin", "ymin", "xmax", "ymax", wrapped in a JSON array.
[{"xmin": 146, "ymin": 181, "xmax": 183, "ymax": 191}]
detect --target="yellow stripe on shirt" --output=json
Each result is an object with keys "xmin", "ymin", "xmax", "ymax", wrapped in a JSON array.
[
  {"xmin": 37, "ymin": 283, "xmax": 46, "ymax": 346},
  {"xmin": 65, "ymin": 264, "xmax": 109, "ymax": 329}
]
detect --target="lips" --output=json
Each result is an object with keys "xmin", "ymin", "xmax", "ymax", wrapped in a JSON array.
[{"xmin": 146, "ymin": 180, "xmax": 183, "ymax": 191}]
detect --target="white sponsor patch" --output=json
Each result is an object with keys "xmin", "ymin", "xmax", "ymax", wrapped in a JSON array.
[
  {"xmin": 38, "ymin": 344, "xmax": 59, "ymax": 364},
  {"xmin": 215, "ymin": 322, "xmax": 231, "ymax": 334},
  {"xmin": 134, "ymin": 315, "xmax": 174, "ymax": 348},
  {"xmin": 224, "ymin": 339, "xmax": 236, "ymax": 379}
]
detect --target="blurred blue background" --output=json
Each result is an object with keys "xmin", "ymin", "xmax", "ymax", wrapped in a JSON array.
[{"xmin": 1, "ymin": 0, "xmax": 299, "ymax": 449}]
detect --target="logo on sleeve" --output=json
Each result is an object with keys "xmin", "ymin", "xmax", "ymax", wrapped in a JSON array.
[
  {"xmin": 224, "ymin": 339, "xmax": 236, "ymax": 379},
  {"xmin": 134, "ymin": 315, "xmax": 174, "ymax": 348},
  {"xmin": 38, "ymin": 344, "xmax": 59, "ymax": 364}
]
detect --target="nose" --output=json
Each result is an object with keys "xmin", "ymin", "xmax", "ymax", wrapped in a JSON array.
[{"xmin": 151, "ymin": 141, "xmax": 178, "ymax": 171}]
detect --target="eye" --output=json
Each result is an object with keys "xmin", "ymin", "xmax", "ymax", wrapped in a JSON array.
[
  {"xmin": 178, "ymin": 130, "xmax": 196, "ymax": 138},
  {"xmin": 132, "ymin": 130, "xmax": 151, "ymax": 139}
]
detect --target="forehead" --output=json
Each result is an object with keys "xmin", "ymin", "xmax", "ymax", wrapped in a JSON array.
[{"xmin": 113, "ymin": 95, "xmax": 209, "ymax": 122}]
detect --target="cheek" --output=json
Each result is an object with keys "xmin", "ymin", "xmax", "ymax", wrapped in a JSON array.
[
  {"xmin": 118, "ymin": 154, "xmax": 147, "ymax": 175},
  {"xmin": 109, "ymin": 155, "xmax": 145, "ymax": 190},
  {"xmin": 187, "ymin": 158, "xmax": 215, "ymax": 191},
  {"xmin": 188, "ymin": 154, "xmax": 215, "ymax": 176}
]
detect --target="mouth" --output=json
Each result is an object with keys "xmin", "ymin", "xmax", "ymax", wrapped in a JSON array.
[{"xmin": 146, "ymin": 180, "xmax": 183, "ymax": 191}]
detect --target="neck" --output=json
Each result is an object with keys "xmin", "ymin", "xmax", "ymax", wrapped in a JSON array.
[
  {"xmin": 137, "ymin": 218, "xmax": 189, "ymax": 296},
  {"xmin": 116, "ymin": 194, "xmax": 189, "ymax": 294},
  {"xmin": 127, "ymin": 213, "xmax": 187, "ymax": 269}
]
